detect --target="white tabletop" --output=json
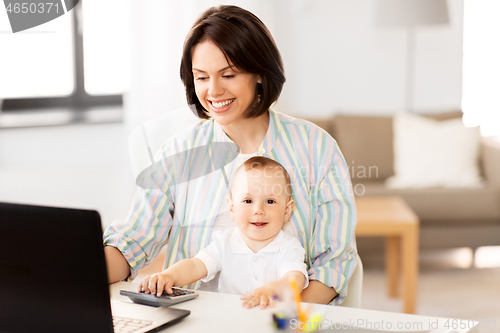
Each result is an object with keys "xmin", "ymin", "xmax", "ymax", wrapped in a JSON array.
[{"xmin": 110, "ymin": 282, "xmax": 478, "ymax": 333}]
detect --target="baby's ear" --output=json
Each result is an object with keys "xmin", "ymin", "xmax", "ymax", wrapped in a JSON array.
[
  {"xmin": 227, "ymin": 197, "xmax": 236, "ymax": 220},
  {"xmin": 284, "ymin": 199, "xmax": 295, "ymax": 222}
]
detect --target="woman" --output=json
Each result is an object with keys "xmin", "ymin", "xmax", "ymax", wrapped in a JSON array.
[{"xmin": 104, "ymin": 5, "xmax": 357, "ymax": 305}]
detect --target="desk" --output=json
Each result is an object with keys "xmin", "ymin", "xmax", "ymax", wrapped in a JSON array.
[
  {"xmin": 355, "ymin": 196, "xmax": 420, "ymax": 314},
  {"xmin": 111, "ymin": 282, "xmax": 477, "ymax": 333}
]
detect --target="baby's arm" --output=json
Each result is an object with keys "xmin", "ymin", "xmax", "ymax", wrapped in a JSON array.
[
  {"xmin": 138, "ymin": 258, "xmax": 207, "ymax": 296},
  {"xmin": 240, "ymin": 271, "xmax": 306, "ymax": 309}
]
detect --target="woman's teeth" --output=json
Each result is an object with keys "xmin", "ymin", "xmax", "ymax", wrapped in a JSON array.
[{"xmin": 212, "ymin": 99, "xmax": 234, "ymax": 109}]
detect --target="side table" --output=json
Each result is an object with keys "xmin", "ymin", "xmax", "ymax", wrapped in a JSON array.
[{"xmin": 355, "ymin": 196, "xmax": 420, "ymax": 314}]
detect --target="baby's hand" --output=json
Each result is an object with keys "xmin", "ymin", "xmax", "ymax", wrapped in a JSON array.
[
  {"xmin": 240, "ymin": 285, "xmax": 277, "ymax": 309},
  {"xmin": 138, "ymin": 272, "xmax": 175, "ymax": 297}
]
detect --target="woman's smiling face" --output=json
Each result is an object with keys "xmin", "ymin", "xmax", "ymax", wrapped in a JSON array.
[{"xmin": 191, "ymin": 40, "xmax": 261, "ymax": 127}]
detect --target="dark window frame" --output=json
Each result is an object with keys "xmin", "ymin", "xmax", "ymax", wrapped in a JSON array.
[{"xmin": 2, "ymin": 5, "xmax": 123, "ymax": 112}]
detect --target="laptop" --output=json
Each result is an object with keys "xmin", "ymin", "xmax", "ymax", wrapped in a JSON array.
[{"xmin": 0, "ymin": 202, "xmax": 191, "ymax": 333}]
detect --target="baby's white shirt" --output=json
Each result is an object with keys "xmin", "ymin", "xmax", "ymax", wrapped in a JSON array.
[{"xmin": 195, "ymin": 227, "xmax": 309, "ymax": 295}]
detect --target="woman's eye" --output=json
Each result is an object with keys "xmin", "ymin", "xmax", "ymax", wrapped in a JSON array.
[
  {"xmin": 196, "ymin": 77, "xmax": 208, "ymax": 81},
  {"xmin": 223, "ymin": 75, "xmax": 234, "ymax": 79}
]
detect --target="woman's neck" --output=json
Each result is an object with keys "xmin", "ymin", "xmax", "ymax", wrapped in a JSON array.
[{"xmin": 221, "ymin": 111, "xmax": 269, "ymax": 154}]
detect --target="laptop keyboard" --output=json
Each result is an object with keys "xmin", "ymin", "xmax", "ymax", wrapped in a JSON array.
[{"xmin": 113, "ymin": 316, "xmax": 153, "ymax": 333}]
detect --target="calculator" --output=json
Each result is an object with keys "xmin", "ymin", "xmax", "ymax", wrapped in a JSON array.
[{"xmin": 120, "ymin": 288, "xmax": 199, "ymax": 307}]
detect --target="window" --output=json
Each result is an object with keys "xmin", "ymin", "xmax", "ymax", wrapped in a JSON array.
[
  {"xmin": 82, "ymin": 0, "xmax": 130, "ymax": 96},
  {"xmin": 0, "ymin": 6, "xmax": 74, "ymax": 99},
  {"xmin": 462, "ymin": 0, "xmax": 500, "ymax": 137},
  {"xmin": 0, "ymin": 2, "xmax": 129, "ymax": 112}
]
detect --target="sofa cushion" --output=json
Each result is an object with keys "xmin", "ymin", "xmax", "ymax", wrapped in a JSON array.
[
  {"xmin": 357, "ymin": 182, "xmax": 500, "ymax": 223},
  {"xmin": 387, "ymin": 114, "xmax": 482, "ymax": 188},
  {"xmin": 329, "ymin": 112, "xmax": 467, "ymax": 183},
  {"xmin": 331, "ymin": 115, "xmax": 394, "ymax": 181}
]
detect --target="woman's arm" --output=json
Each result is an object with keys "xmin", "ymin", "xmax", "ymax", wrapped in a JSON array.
[
  {"xmin": 301, "ymin": 280, "xmax": 338, "ymax": 304},
  {"xmin": 104, "ymin": 246, "xmax": 131, "ymax": 283},
  {"xmin": 306, "ymin": 124, "xmax": 358, "ymax": 305},
  {"xmin": 308, "ymin": 178, "xmax": 357, "ymax": 305},
  {"xmin": 103, "ymin": 187, "xmax": 175, "ymax": 281}
]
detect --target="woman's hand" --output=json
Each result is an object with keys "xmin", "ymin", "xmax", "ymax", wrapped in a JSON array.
[
  {"xmin": 138, "ymin": 272, "xmax": 175, "ymax": 297},
  {"xmin": 240, "ymin": 284, "xmax": 277, "ymax": 309}
]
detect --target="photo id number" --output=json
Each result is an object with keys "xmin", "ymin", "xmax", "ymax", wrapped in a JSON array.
[
  {"xmin": 445, "ymin": 319, "xmax": 497, "ymax": 330},
  {"xmin": 6, "ymin": 2, "xmax": 60, "ymax": 14}
]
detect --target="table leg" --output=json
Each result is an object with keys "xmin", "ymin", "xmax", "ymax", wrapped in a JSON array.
[
  {"xmin": 386, "ymin": 236, "xmax": 399, "ymax": 298},
  {"xmin": 402, "ymin": 226, "xmax": 419, "ymax": 314}
]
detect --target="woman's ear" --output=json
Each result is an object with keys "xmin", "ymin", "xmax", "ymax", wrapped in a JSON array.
[
  {"xmin": 257, "ymin": 75, "xmax": 262, "ymax": 84},
  {"xmin": 227, "ymin": 197, "xmax": 236, "ymax": 220},
  {"xmin": 284, "ymin": 199, "xmax": 295, "ymax": 222}
]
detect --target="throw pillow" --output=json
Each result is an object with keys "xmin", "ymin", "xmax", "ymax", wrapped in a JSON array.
[{"xmin": 386, "ymin": 114, "xmax": 483, "ymax": 189}]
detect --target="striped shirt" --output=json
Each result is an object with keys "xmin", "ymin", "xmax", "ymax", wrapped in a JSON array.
[{"xmin": 103, "ymin": 110, "xmax": 357, "ymax": 305}]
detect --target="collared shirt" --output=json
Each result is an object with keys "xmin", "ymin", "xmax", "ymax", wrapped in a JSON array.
[
  {"xmin": 103, "ymin": 109, "xmax": 357, "ymax": 305},
  {"xmin": 196, "ymin": 228, "xmax": 308, "ymax": 295}
]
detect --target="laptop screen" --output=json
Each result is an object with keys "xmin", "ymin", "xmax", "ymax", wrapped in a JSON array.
[{"xmin": 0, "ymin": 202, "xmax": 114, "ymax": 333}]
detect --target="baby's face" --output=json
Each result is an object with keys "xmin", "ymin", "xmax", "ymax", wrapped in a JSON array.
[{"xmin": 228, "ymin": 167, "xmax": 294, "ymax": 247}]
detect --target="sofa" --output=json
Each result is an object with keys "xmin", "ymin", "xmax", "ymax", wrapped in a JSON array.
[{"xmin": 307, "ymin": 112, "xmax": 500, "ymax": 250}]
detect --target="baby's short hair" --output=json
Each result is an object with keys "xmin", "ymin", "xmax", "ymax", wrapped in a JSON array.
[{"xmin": 231, "ymin": 156, "xmax": 292, "ymax": 198}]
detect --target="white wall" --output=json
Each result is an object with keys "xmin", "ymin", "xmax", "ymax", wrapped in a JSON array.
[
  {"xmin": 272, "ymin": 0, "xmax": 463, "ymax": 117},
  {"xmin": 0, "ymin": 123, "xmax": 135, "ymax": 228},
  {"xmin": 124, "ymin": 0, "xmax": 464, "ymax": 125}
]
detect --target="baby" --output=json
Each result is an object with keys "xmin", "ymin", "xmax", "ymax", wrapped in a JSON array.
[{"xmin": 139, "ymin": 156, "xmax": 308, "ymax": 309}]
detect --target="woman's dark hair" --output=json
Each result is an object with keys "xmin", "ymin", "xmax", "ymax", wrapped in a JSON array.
[{"xmin": 180, "ymin": 5, "xmax": 285, "ymax": 119}]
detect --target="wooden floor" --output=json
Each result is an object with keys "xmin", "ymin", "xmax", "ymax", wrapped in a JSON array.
[{"xmin": 361, "ymin": 248, "xmax": 500, "ymax": 333}]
